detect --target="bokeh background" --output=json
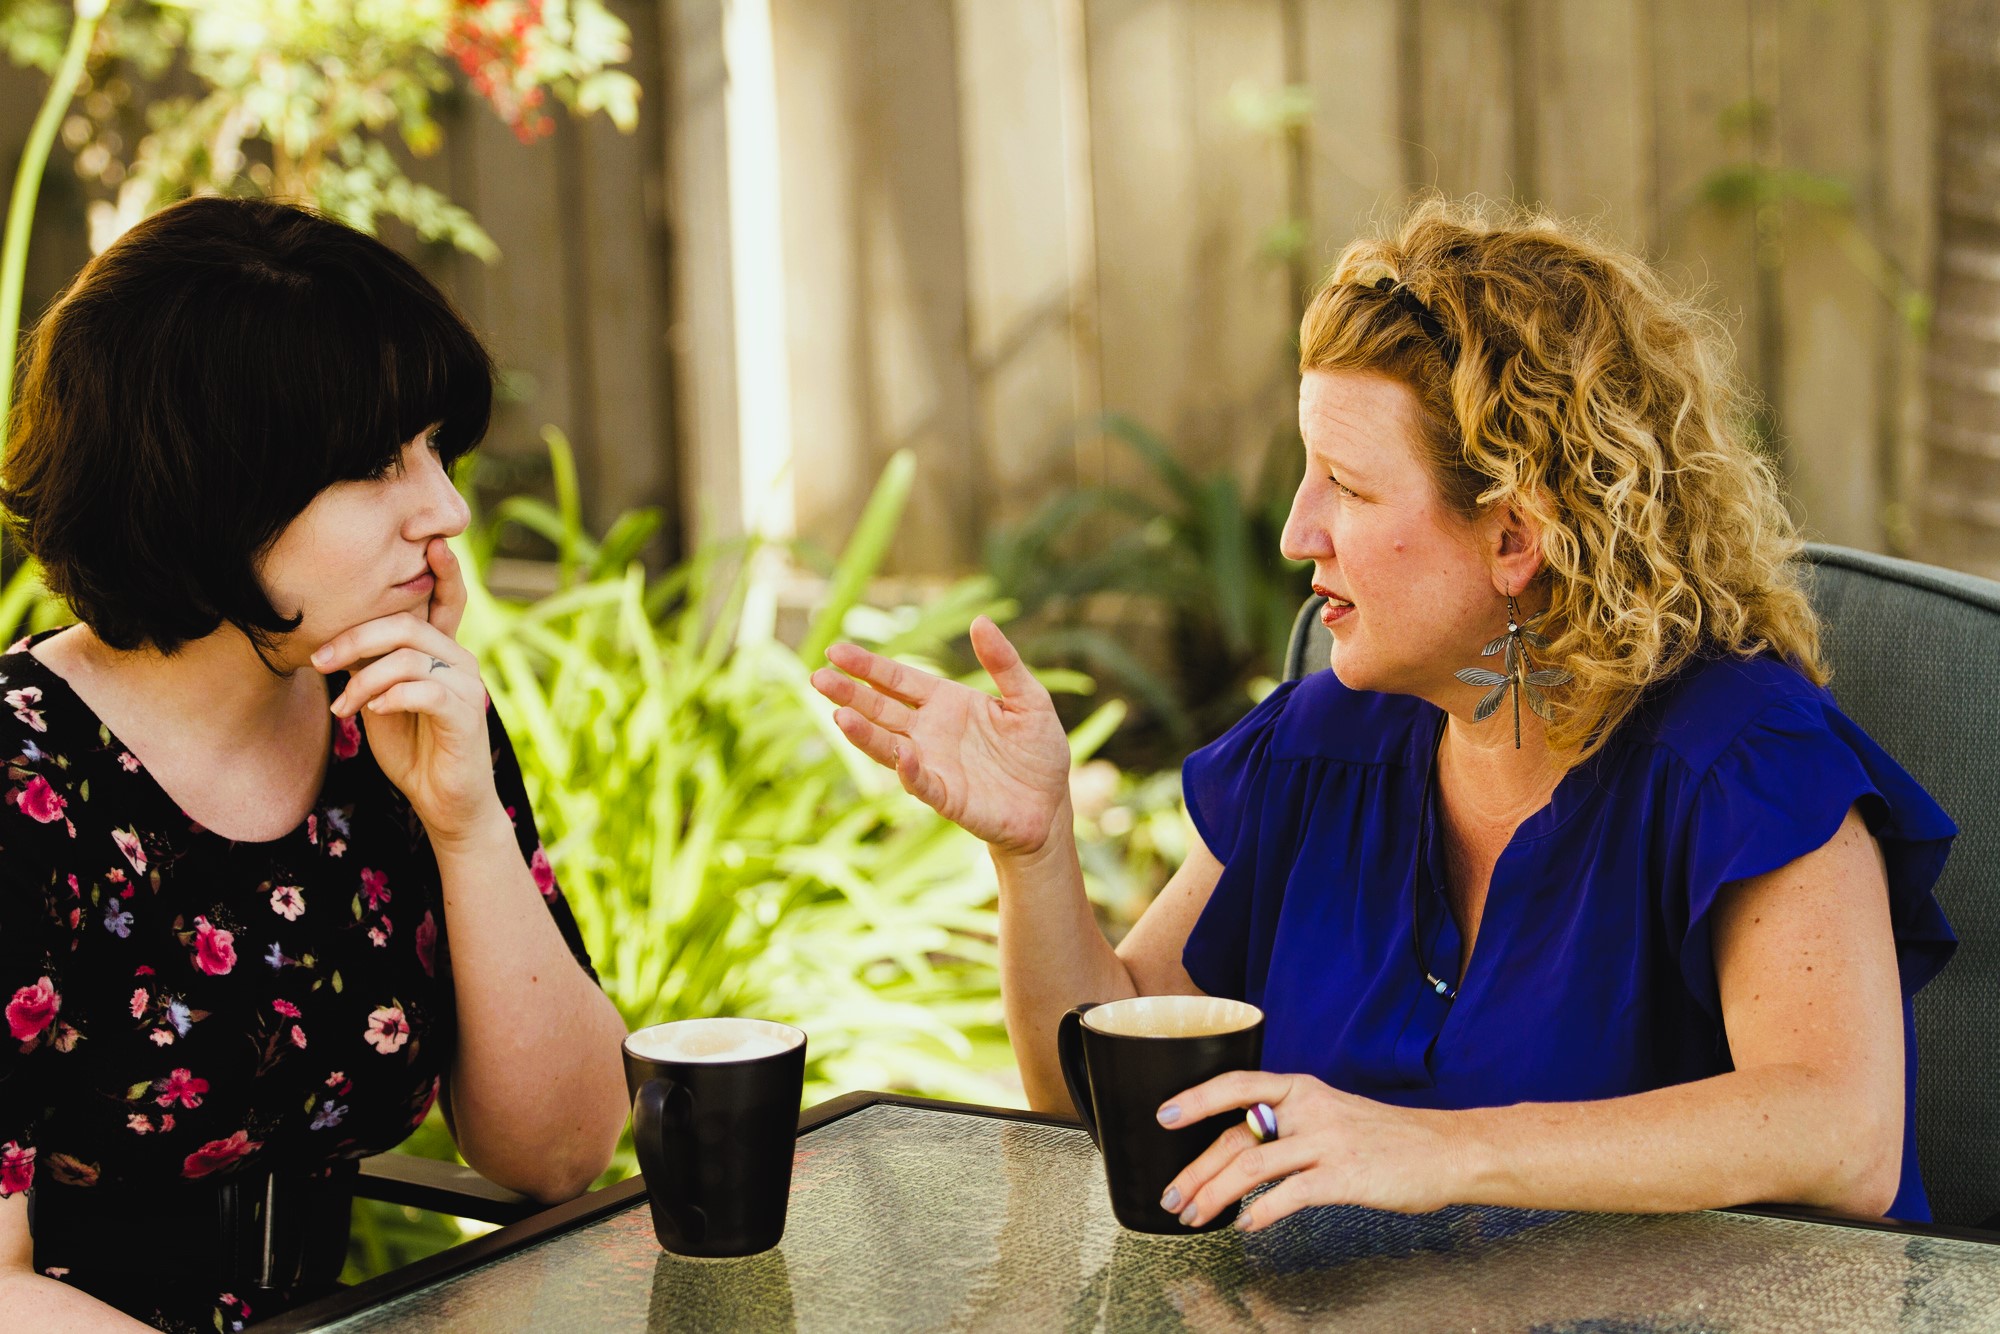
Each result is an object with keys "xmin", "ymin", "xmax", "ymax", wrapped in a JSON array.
[{"xmin": 4, "ymin": 0, "xmax": 1998, "ymax": 1278}]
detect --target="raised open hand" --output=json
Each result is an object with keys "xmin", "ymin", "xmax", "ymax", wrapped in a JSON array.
[{"xmin": 810, "ymin": 616, "xmax": 1071, "ymax": 857}]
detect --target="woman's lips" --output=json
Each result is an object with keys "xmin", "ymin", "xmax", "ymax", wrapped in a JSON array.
[
  {"xmin": 1320, "ymin": 598, "xmax": 1353, "ymax": 627},
  {"xmin": 394, "ymin": 572, "xmax": 436, "ymax": 596}
]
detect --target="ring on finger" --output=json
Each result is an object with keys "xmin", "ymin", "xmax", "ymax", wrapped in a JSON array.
[
  {"xmin": 428, "ymin": 657, "xmax": 450, "ymax": 674},
  {"xmin": 1245, "ymin": 1102, "xmax": 1278, "ymax": 1144}
]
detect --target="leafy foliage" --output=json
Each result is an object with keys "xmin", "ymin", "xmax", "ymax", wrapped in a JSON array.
[
  {"xmin": 0, "ymin": 0, "xmax": 640, "ymax": 258},
  {"xmin": 985, "ymin": 415, "xmax": 1307, "ymax": 763}
]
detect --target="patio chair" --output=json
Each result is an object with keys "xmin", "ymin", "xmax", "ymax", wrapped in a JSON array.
[{"xmin": 1281, "ymin": 543, "xmax": 2000, "ymax": 1230}]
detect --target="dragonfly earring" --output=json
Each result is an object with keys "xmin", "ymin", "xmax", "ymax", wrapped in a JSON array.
[{"xmin": 1455, "ymin": 595, "xmax": 1571, "ymax": 748}]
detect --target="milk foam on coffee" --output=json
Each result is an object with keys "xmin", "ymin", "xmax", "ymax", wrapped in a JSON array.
[
  {"xmin": 1082, "ymin": 995, "xmax": 1261, "ymax": 1039},
  {"xmin": 626, "ymin": 1018, "xmax": 803, "ymax": 1064}
]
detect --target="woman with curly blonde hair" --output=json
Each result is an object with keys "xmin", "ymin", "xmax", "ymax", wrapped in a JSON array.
[{"xmin": 814, "ymin": 201, "xmax": 1957, "ymax": 1226}]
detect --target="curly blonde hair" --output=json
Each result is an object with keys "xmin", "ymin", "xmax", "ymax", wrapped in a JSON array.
[{"xmin": 1299, "ymin": 198, "xmax": 1826, "ymax": 761}]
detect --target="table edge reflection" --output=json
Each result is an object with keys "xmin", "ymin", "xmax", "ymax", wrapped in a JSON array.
[{"xmin": 255, "ymin": 1091, "xmax": 2000, "ymax": 1332}]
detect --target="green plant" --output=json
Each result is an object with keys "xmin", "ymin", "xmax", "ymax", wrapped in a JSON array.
[
  {"xmin": 0, "ymin": 0, "xmax": 639, "ymax": 260},
  {"xmin": 984, "ymin": 415, "xmax": 1307, "ymax": 763}
]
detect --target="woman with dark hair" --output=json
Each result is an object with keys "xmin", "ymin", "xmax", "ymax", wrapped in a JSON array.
[{"xmin": 0, "ymin": 196, "xmax": 629, "ymax": 1332}]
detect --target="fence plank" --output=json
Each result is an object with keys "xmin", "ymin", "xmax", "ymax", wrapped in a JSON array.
[
  {"xmin": 954, "ymin": 0, "xmax": 1086, "ymax": 529},
  {"xmin": 1298, "ymin": 0, "xmax": 1407, "ymax": 269},
  {"xmin": 1414, "ymin": 0, "xmax": 1519, "ymax": 201},
  {"xmin": 1523, "ymin": 0, "xmax": 1651, "ymax": 247},
  {"xmin": 1771, "ymin": 0, "xmax": 1884, "ymax": 548}
]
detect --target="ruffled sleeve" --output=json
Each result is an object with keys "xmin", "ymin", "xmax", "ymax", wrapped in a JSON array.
[
  {"xmin": 1671, "ymin": 693, "xmax": 1957, "ymax": 1017},
  {"xmin": 1179, "ymin": 681, "xmax": 1301, "ymax": 999},
  {"xmin": 486, "ymin": 703, "xmax": 601, "ymax": 986}
]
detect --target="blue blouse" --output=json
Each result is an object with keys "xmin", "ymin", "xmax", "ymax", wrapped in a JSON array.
[{"xmin": 1181, "ymin": 654, "xmax": 1957, "ymax": 1221}]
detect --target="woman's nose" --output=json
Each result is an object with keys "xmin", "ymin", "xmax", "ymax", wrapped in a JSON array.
[
  {"xmin": 1280, "ymin": 483, "xmax": 1332, "ymax": 564},
  {"xmin": 410, "ymin": 452, "xmax": 471, "ymax": 540}
]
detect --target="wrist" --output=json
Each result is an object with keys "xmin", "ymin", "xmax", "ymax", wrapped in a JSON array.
[
  {"xmin": 988, "ymin": 797, "xmax": 1077, "ymax": 874},
  {"xmin": 424, "ymin": 800, "xmax": 514, "ymax": 861},
  {"xmin": 1441, "ymin": 1105, "xmax": 1509, "ymax": 1204}
]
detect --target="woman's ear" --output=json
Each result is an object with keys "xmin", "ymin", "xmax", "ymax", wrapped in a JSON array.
[{"xmin": 1485, "ymin": 503, "xmax": 1546, "ymax": 597}]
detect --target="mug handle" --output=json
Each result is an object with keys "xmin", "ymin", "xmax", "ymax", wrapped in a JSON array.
[
  {"xmin": 633, "ymin": 1076, "xmax": 707, "ymax": 1246},
  {"xmin": 1056, "ymin": 1004, "xmax": 1100, "ymax": 1146}
]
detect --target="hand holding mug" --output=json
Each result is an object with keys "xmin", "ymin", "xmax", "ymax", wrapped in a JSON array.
[{"xmin": 810, "ymin": 616, "xmax": 1071, "ymax": 857}]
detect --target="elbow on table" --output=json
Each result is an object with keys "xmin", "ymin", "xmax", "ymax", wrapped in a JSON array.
[{"xmin": 1812, "ymin": 1108, "xmax": 1903, "ymax": 1219}]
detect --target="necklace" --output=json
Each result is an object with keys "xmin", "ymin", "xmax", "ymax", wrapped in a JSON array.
[{"xmin": 1411, "ymin": 717, "xmax": 1459, "ymax": 1002}]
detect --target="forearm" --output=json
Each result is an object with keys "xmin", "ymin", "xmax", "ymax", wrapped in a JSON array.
[
  {"xmin": 432, "ymin": 804, "xmax": 630, "ymax": 1202},
  {"xmin": 995, "ymin": 804, "xmax": 1138, "ymax": 1115},
  {"xmin": 1453, "ymin": 1063, "xmax": 1902, "ymax": 1217},
  {"xmin": 0, "ymin": 1273, "xmax": 156, "ymax": 1332}
]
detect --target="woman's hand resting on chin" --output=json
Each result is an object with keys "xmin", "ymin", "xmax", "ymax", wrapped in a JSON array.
[
  {"xmin": 309, "ymin": 536, "xmax": 499, "ymax": 845},
  {"xmin": 810, "ymin": 616, "xmax": 1071, "ymax": 858}
]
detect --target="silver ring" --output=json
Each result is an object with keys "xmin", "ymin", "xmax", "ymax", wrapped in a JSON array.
[
  {"xmin": 1246, "ymin": 1102, "xmax": 1278, "ymax": 1144},
  {"xmin": 428, "ymin": 657, "xmax": 450, "ymax": 674}
]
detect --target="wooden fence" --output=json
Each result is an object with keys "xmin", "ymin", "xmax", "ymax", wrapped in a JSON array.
[{"xmin": 2, "ymin": 1, "xmax": 1945, "ymax": 579}]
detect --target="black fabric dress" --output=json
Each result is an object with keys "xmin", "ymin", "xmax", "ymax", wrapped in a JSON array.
[{"xmin": 0, "ymin": 629, "xmax": 598, "ymax": 1331}]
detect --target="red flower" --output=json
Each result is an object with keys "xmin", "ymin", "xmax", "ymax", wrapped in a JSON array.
[
  {"xmin": 529, "ymin": 845, "xmax": 555, "ymax": 898},
  {"xmin": 272, "ymin": 999, "xmax": 300, "ymax": 1018},
  {"xmin": 192, "ymin": 917, "xmax": 237, "ymax": 976},
  {"xmin": 333, "ymin": 715, "xmax": 361, "ymax": 760},
  {"xmin": 0, "ymin": 1142, "xmax": 34, "ymax": 1196},
  {"xmin": 6, "ymin": 977, "xmax": 58, "ymax": 1042},
  {"xmin": 155, "ymin": 1067, "xmax": 208, "ymax": 1109},
  {"xmin": 17, "ymin": 776, "xmax": 65, "ymax": 824},
  {"xmin": 359, "ymin": 868, "xmax": 390, "ymax": 910},
  {"xmin": 415, "ymin": 910, "xmax": 437, "ymax": 978},
  {"xmin": 182, "ymin": 1130, "xmax": 261, "ymax": 1180}
]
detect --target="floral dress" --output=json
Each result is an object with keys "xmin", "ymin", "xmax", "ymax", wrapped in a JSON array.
[{"xmin": 0, "ymin": 630, "xmax": 598, "ymax": 1332}]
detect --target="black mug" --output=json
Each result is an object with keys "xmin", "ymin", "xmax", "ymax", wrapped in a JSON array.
[
  {"xmin": 622, "ymin": 1018, "xmax": 808, "ymax": 1257},
  {"xmin": 1057, "ymin": 995, "xmax": 1264, "ymax": 1234}
]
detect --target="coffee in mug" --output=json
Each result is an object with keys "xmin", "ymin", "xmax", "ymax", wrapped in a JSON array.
[
  {"xmin": 622, "ymin": 1018, "xmax": 807, "ymax": 1257},
  {"xmin": 1057, "ymin": 995, "xmax": 1263, "ymax": 1234}
]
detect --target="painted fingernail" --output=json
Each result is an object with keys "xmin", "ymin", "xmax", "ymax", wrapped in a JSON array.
[
  {"xmin": 1233, "ymin": 1212, "xmax": 1253, "ymax": 1231},
  {"xmin": 1158, "ymin": 1104, "xmax": 1181, "ymax": 1125},
  {"xmin": 1160, "ymin": 1187, "xmax": 1181, "ymax": 1211},
  {"xmin": 1179, "ymin": 1207, "xmax": 1198, "ymax": 1227}
]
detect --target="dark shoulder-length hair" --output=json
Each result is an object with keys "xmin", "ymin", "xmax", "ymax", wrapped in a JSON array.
[{"xmin": 2, "ymin": 194, "xmax": 493, "ymax": 655}]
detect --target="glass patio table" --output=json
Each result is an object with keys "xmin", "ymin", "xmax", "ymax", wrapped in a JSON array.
[{"xmin": 262, "ymin": 1093, "xmax": 2000, "ymax": 1332}]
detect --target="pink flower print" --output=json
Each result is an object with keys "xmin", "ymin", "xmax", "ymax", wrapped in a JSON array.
[
  {"xmin": 5, "ymin": 686, "xmax": 46, "ymax": 732},
  {"xmin": 127, "ymin": 1114, "xmax": 152, "ymax": 1135},
  {"xmin": 306, "ymin": 813, "xmax": 318, "ymax": 845},
  {"xmin": 272, "ymin": 998, "xmax": 300, "ymax": 1018},
  {"xmin": 17, "ymin": 776, "xmax": 64, "ymax": 824},
  {"xmin": 6, "ymin": 976, "xmax": 58, "ymax": 1043},
  {"xmin": 290, "ymin": 1025, "xmax": 307, "ymax": 1050},
  {"xmin": 333, "ymin": 715, "xmax": 361, "ymax": 760},
  {"xmin": 368, "ymin": 916, "xmax": 392, "ymax": 948},
  {"xmin": 415, "ymin": 910, "xmax": 437, "ymax": 978},
  {"xmin": 130, "ymin": 988, "xmax": 149, "ymax": 1019},
  {"xmin": 155, "ymin": 1068, "xmax": 208, "ymax": 1109},
  {"xmin": 149, "ymin": 1029, "xmax": 174, "ymax": 1046},
  {"xmin": 160, "ymin": 1114, "xmax": 174, "ymax": 1132},
  {"xmin": 328, "ymin": 838, "xmax": 347, "ymax": 858},
  {"xmin": 111, "ymin": 827, "xmax": 146, "ymax": 875},
  {"xmin": 118, "ymin": 751, "xmax": 140, "ymax": 772},
  {"xmin": 529, "ymin": 845, "xmax": 556, "ymax": 898},
  {"xmin": 364, "ymin": 1004, "xmax": 410, "ymax": 1055},
  {"xmin": 181, "ymin": 1130, "xmax": 261, "ymax": 1180},
  {"xmin": 359, "ymin": 868, "xmax": 390, "ymax": 910},
  {"xmin": 107, "ymin": 868, "xmax": 125, "ymax": 884},
  {"xmin": 325, "ymin": 1070, "xmax": 348, "ymax": 1090},
  {"xmin": 133, "ymin": 964, "xmax": 152, "ymax": 975},
  {"xmin": 191, "ymin": 917, "xmax": 237, "ymax": 976},
  {"xmin": 0, "ymin": 1142, "xmax": 35, "ymax": 1196},
  {"xmin": 269, "ymin": 885, "xmax": 305, "ymax": 921}
]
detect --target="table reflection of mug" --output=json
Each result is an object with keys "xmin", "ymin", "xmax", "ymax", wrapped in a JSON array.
[
  {"xmin": 622, "ymin": 1018, "xmax": 807, "ymax": 1258},
  {"xmin": 1057, "ymin": 995, "xmax": 1264, "ymax": 1234}
]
